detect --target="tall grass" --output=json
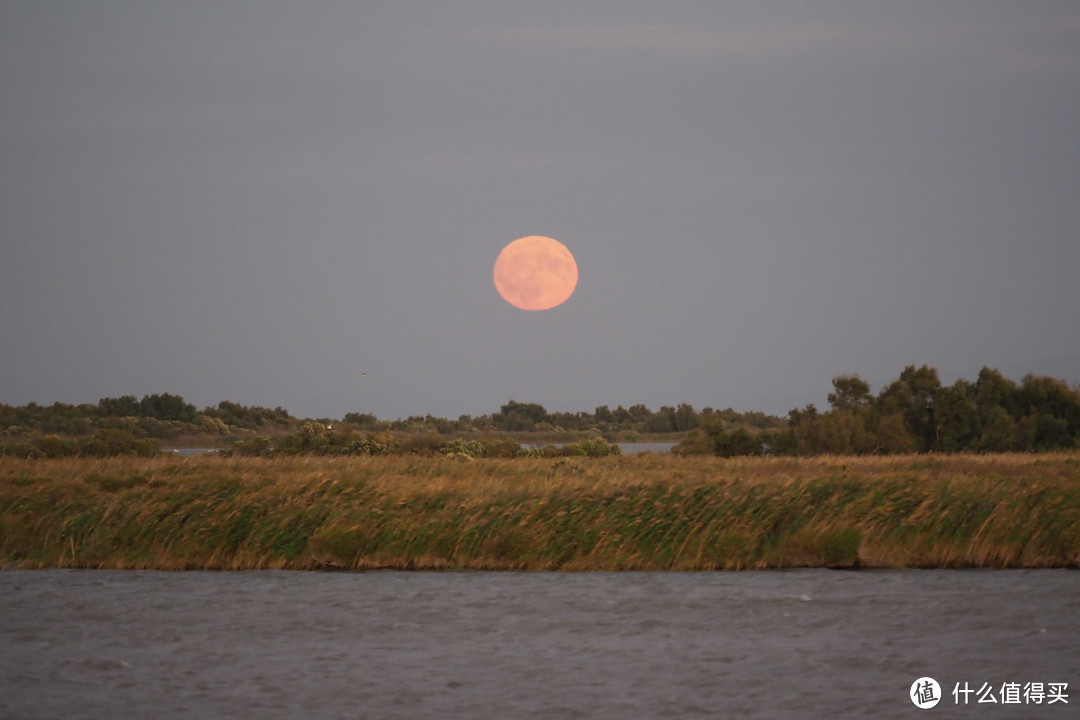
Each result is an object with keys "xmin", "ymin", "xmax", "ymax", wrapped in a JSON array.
[{"xmin": 2, "ymin": 453, "xmax": 1078, "ymax": 570}]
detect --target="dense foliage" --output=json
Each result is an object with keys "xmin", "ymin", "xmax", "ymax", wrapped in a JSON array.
[{"xmin": 679, "ymin": 366, "xmax": 1080, "ymax": 456}]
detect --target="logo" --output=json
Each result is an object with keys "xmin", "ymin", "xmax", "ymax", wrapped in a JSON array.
[{"xmin": 911, "ymin": 677, "xmax": 942, "ymax": 709}]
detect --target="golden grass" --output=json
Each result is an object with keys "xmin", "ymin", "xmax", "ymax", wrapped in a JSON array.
[{"xmin": 2, "ymin": 452, "xmax": 1078, "ymax": 570}]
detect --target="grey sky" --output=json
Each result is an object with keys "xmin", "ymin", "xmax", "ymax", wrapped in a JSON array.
[{"xmin": 2, "ymin": 2, "xmax": 1078, "ymax": 421}]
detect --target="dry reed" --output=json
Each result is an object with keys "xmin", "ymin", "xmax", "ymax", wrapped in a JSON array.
[{"xmin": 2, "ymin": 452, "xmax": 1078, "ymax": 570}]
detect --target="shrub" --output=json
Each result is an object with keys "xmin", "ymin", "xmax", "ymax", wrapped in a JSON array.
[
  {"xmin": 440, "ymin": 439, "xmax": 486, "ymax": 459},
  {"xmin": 33, "ymin": 435, "xmax": 73, "ymax": 458},
  {"xmin": 562, "ymin": 437, "xmax": 621, "ymax": 457},
  {"xmin": 398, "ymin": 434, "xmax": 444, "ymax": 456},
  {"xmin": 232, "ymin": 435, "xmax": 274, "ymax": 457},
  {"xmin": 342, "ymin": 433, "xmax": 398, "ymax": 456},
  {"xmin": 477, "ymin": 437, "xmax": 524, "ymax": 458},
  {"xmin": 672, "ymin": 429, "xmax": 713, "ymax": 456},
  {"xmin": 80, "ymin": 429, "xmax": 159, "ymax": 457},
  {"xmin": 7, "ymin": 442, "xmax": 42, "ymax": 459}
]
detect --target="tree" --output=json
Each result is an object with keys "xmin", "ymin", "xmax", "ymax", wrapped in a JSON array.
[
  {"xmin": 494, "ymin": 400, "xmax": 549, "ymax": 431},
  {"xmin": 788, "ymin": 404, "xmax": 822, "ymax": 455},
  {"xmin": 1035, "ymin": 414, "xmax": 1073, "ymax": 450},
  {"xmin": 649, "ymin": 408, "xmax": 675, "ymax": 433},
  {"xmin": 932, "ymin": 380, "xmax": 979, "ymax": 452},
  {"xmin": 673, "ymin": 403, "xmax": 700, "ymax": 432},
  {"xmin": 710, "ymin": 425, "xmax": 760, "ymax": 457},
  {"xmin": 975, "ymin": 367, "xmax": 1020, "ymax": 421},
  {"xmin": 873, "ymin": 413, "xmax": 917, "ymax": 454},
  {"xmin": 828, "ymin": 374, "xmax": 872, "ymax": 412},
  {"xmin": 139, "ymin": 393, "xmax": 197, "ymax": 422},
  {"xmin": 99, "ymin": 395, "xmax": 141, "ymax": 417},
  {"xmin": 878, "ymin": 365, "xmax": 941, "ymax": 452},
  {"xmin": 975, "ymin": 406, "xmax": 1016, "ymax": 452},
  {"xmin": 1019, "ymin": 374, "xmax": 1080, "ymax": 440},
  {"xmin": 343, "ymin": 412, "xmax": 381, "ymax": 430}
]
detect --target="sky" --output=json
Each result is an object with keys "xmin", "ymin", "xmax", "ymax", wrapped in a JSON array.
[{"xmin": 2, "ymin": 2, "xmax": 1079, "ymax": 421}]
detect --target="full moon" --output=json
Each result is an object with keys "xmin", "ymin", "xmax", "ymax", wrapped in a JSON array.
[{"xmin": 493, "ymin": 235, "xmax": 578, "ymax": 311}]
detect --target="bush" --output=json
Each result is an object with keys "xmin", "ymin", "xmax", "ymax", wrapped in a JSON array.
[
  {"xmin": 477, "ymin": 437, "xmax": 524, "ymax": 458},
  {"xmin": 672, "ymin": 429, "xmax": 714, "ymax": 456},
  {"xmin": 562, "ymin": 437, "xmax": 621, "ymax": 457},
  {"xmin": 80, "ymin": 430, "xmax": 160, "ymax": 457},
  {"xmin": 440, "ymin": 439, "xmax": 486, "ymax": 459},
  {"xmin": 275, "ymin": 422, "xmax": 331, "ymax": 454},
  {"xmin": 398, "ymin": 434, "xmax": 444, "ymax": 456},
  {"xmin": 524, "ymin": 444, "xmax": 564, "ymax": 458},
  {"xmin": 6, "ymin": 442, "xmax": 42, "ymax": 459},
  {"xmin": 342, "ymin": 433, "xmax": 398, "ymax": 456},
  {"xmin": 33, "ymin": 435, "xmax": 73, "ymax": 458},
  {"xmin": 232, "ymin": 435, "xmax": 274, "ymax": 457}
]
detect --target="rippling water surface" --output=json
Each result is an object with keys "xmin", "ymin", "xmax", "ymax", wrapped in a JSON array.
[{"xmin": 2, "ymin": 569, "xmax": 1077, "ymax": 719}]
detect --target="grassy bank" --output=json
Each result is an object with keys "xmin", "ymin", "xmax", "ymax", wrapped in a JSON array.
[{"xmin": 2, "ymin": 453, "xmax": 1078, "ymax": 570}]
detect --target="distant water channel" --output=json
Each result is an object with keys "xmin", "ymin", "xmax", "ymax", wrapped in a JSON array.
[
  {"xmin": 167, "ymin": 442, "xmax": 679, "ymax": 456},
  {"xmin": 2, "ymin": 570, "xmax": 1077, "ymax": 719},
  {"xmin": 521, "ymin": 441, "xmax": 678, "ymax": 454}
]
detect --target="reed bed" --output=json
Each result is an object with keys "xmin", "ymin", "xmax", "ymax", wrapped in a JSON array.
[{"xmin": 2, "ymin": 452, "xmax": 1078, "ymax": 570}]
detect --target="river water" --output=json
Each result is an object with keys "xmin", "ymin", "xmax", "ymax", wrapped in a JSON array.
[
  {"xmin": 169, "ymin": 442, "xmax": 680, "ymax": 456},
  {"xmin": 1, "ymin": 569, "xmax": 1077, "ymax": 719}
]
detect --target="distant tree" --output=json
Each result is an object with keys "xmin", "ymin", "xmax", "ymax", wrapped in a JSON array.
[
  {"xmin": 975, "ymin": 367, "xmax": 1020, "ymax": 421},
  {"xmin": 343, "ymin": 412, "xmax": 381, "ymax": 430},
  {"xmin": 712, "ymin": 426, "xmax": 759, "ymax": 457},
  {"xmin": 650, "ymin": 406, "xmax": 677, "ymax": 433},
  {"xmin": 1035, "ymin": 414, "xmax": 1073, "ymax": 451},
  {"xmin": 821, "ymin": 410, "xmax": 875, "ymax": 454},
  {"xmin": 1013, "ymin": 415, "xmax": 1038, "ymax": 452},
  {"xmin": 872, "ymin": 413, "xmax": 917, "ymax": 454},
  {"xmin": 1019, "ymin": 374, "xmax": 1080, "ymax": 440},
  {"xmin": 98, "ymin": 395, "xmax": 141, "ymax": 417},
  {"xmin": 878, "ymin": 365, "xmax": 941, "ymax": 452},
  {"xmin": 673, "ymin": 403, "xmax": 700, "ymax": 432},
  {"xmin": 494, "ymin": 400, "xmax": 549, "ymax": 431},
  {"xmin": 139, "ymin": 393, "xmax": 197, "ymax": 422},
  {"xmin": 828, "ymin": 374, "xmax": 872, "ymax": 412},
  {"xmin": 932, "ymin": 380, "xmax": 980, "ymax": 452},
  {"xmin": 207, "ymin": 400, "xmax": 293, "ymax": 430},
  {"xmin": 975, "ymin": 406, "xmax": 1017, "ymax": 452},
  {"xmin": 788, "ymin": 404, "xmax": 821, "ymax": 455},
  {"xmin": 672, "ymin": 428, "xmax": 714, "ymax": 455}
]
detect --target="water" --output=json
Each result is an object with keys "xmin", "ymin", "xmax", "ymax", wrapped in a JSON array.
[
  {"xmin": 167, "ymin": 443, "xmax": 678, "ymax": 456},
  {"xmin": 1, "ymin": 570, "xmax": 1077, "ymax": 719},
  {"xmin": 521, "ymin": 442, "xmax": 678, "ymax": 454},
  {"xmin": 617, "ymin": 441, "xmax": 678, "ymax": 454}
]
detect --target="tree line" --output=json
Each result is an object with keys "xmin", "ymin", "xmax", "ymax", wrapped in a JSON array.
[
  {"xmin": 2, "ymin": 365, "xmax": 1078, "ymax": 457},
  {"xmin": 679, "ymin": 366, "xmax": 1080, "ymax": 456},
  {"xmin": 0, "ymin": 394, "xmax": 778, "ymax": 442},
  {"xmin": 343, "ymin": 400, "xmax": 782, "ymax": 436}
]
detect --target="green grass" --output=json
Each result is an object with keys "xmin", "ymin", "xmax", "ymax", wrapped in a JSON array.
[{"xmin": 1, "ymin": 452, "xmax": 1078, "ymax": 570}]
